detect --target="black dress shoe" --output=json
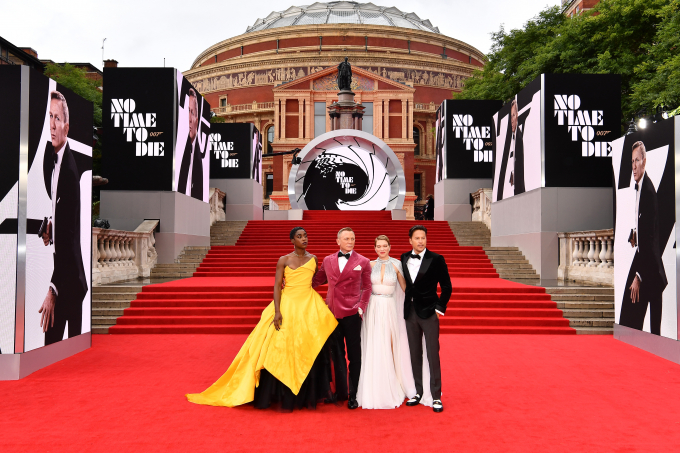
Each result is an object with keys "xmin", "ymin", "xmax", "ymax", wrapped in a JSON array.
[
  {"xmin": 433, "ymin": 400, "xmax": 443, "ymax": 413},
  {"xmin": 348, "ymin": 397, "xmax": 359, "ymax": 409},
  {"xmin": 406, "ymin": 394, "xmax": 421, "ymax": 406}
]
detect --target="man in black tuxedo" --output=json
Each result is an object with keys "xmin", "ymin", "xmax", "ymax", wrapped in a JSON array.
[
  {"xmin": 619, "ymin": 141, "xmax": 667, "ymax": 335},
  {"xmin": 401, "ymin": 225, "xmax": 452, "ymax": 413},
  {"xmin": 39, "ymin": 91, "xmax": 88, "ymax": 345},
  {"xmin": 423, "ymin": 194, "xmax": 435, "ymax": 220},
  {"xmin": 177, "ymin": 89, "xmax": 205, "ymax": 200},
  {"xmin": 497, "ymin": 100, "xmax": 525, "ymax": 200}
]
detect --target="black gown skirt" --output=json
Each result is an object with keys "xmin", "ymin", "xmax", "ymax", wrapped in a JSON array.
[{"xmin": 253, "ymin": 340, "xmax": 336, "ymax": 411}]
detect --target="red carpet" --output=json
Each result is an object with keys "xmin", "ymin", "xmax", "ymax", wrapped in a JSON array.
[
  {"xmin": 110, "ymin": 212, "xmax": 574, "ymax": 334},
  {"xmin": 2, "ymin": 334, "xmax": 679, "ymax": 452}
]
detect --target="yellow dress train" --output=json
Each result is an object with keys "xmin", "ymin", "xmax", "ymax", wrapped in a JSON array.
[{"xmin": 186, "ymin": 258, "xmax": 337, "ymax": 407}]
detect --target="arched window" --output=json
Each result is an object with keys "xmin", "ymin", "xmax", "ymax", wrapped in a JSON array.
[
  {"xmin": 413, "ymin": 127, "xmax": 420, "ymax": 155},
  {"xmin": 267, "ymin": 125, "xmax": 274, "ymax": 154}
]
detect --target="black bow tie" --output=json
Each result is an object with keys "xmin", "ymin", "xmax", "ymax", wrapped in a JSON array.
[
  {"xmin": 409, "ymin": 254, "xmax": 421, "ymax": 260},
  {"xmin": 635, "ymin": 182, "xmax": 639, "ymax": 191},
  {"xmin": 338, "ymin": 252, "xmax": 351, "ymax": 260}
]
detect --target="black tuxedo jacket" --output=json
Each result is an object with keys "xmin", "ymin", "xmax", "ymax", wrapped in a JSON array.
[
  {"xmin": 45, "ymin": 143, "xmax": 87, "ymax": 307},
  {"xmin": 401, "ymin": 250, "xmax": 452, "ymax": 319},
  {"xmin": 177, "ymin": 136, "xmax": 205, "ymax": 201},
  {"xmin": 424, "ymin": 198, "xmax": 435, "ymax": 220},
  {"xmin": 628, "ymin": 173, "xmax": 667, "ymax": 297},
  {"xmin": 497, "ymin": 122, "xmax": 525, "ymax": 200}
]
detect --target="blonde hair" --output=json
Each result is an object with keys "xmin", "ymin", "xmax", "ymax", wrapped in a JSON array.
[
  {"xmin": 374, "ymin": 235, "xmax": 390, "ymax": 246},
  {"xmin": 337, "ymin": 227, "xmax": 354, "ymax": 238}
]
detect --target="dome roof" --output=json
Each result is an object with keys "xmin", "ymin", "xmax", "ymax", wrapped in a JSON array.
[{"xmin": 246, "ymin": 1, "xmax": 440, "ymax": 34}]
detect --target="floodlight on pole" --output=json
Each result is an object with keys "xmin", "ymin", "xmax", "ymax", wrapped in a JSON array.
[{"xmin": 102, "ymin": 38, "xmax": 107, "ymax": 69}]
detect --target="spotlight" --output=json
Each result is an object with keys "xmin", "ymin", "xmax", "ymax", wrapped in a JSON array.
[
  {"xmin": 663, "ymin": 111, "xmax": 669, "ymax": 120},
  {"xmin": 638, "ymin": 118, "xmax": 647, "ymax": 129}
]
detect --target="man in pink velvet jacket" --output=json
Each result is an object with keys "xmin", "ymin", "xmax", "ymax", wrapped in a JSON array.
[{"xmin": 312, "ymin": 227, "xmax": 372, "ymax": 410}]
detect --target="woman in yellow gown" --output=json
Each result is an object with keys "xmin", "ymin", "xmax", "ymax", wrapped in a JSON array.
[{"xmin": 186, "ymin": 227, "xmax": 338, "ymax": 410}]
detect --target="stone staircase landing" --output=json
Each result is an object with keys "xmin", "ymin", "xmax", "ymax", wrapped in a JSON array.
[
  {"xmin": 545, "ymin": 287, "xmax": 614, "ymax": 335},
  {"xmin": 448, "ymin": 221, "xmax": 491, "ymax": 247},
  {"xmin": 92, "ymin": 285, "xmax": 142, "ymax": 334},
  {"xmin": 484, "ymin": 246, "xmax": 540, "ymax": 285}
]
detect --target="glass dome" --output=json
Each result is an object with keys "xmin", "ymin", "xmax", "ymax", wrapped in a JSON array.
[{"xmin": 246, "ymin": 2, "xmax": 440, "ymax": 34}]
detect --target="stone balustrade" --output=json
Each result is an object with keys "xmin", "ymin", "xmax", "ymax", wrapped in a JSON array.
[
  {"xmin": 209, "ymin": 188, "xmax": 226, "ymax": 226},
  {"xmin": 471, "ymin": 188, "xmax": 492, "ymax": 229},
  {"xmin": 211, "ymin": 101, "xmax": 275, "ymax": 115},
  {"xmin": 414, "ymin": 102, "xmax": 437, "ymax": 112},
  {"xmin": 558, "ymin": 229, "xmax": 614, "ymax": 286},
  {"xmin": 92, "ymin": 220, "xmax": 159, "ymax": 286}
]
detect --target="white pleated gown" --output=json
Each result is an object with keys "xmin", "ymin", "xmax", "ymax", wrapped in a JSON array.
[{"xmin": 357, "ymin": 258, "xmax": 434, "ymax": 409}]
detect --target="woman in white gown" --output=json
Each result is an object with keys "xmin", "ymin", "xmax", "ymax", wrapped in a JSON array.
[{"xmin": 357, "ymin": 235, "xmax": 434, "ymax": 409}]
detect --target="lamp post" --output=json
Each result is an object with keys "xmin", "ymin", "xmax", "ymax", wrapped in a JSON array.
[{"xmin": 102, "ymin": 38, "xmax": 107, "ymax": 68}]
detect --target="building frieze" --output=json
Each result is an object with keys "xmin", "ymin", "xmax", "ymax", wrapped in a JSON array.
[
  {"xmin": 191, "ymin": 24, "xmax": 486, "ymax": 69},
  {"xmin": 185, "ymin": 50, "xmax": 476, "ymax": 80},
  {"xmin": 189, "ymin": 61, "xmax": 472, "ymax": 95}
]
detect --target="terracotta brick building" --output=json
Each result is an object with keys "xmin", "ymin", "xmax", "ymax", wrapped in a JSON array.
[{"xmin": 183, "ymin": 1, "xmax": 486, "ymax": 213}]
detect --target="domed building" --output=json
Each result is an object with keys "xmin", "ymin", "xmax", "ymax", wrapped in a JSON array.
[{"xmin": 183, "ymin": 1, "xmax": 485, "ymax": 215}]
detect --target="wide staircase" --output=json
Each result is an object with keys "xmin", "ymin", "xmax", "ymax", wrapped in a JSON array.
[{"xmin": 109, "ymin": 211, "xmax": 574, "ymax": 335}]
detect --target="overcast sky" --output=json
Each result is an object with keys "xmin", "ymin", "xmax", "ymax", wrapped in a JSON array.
[{"xmin": 4, "ymin": 0, "xmax": 560, "ymax": 72}]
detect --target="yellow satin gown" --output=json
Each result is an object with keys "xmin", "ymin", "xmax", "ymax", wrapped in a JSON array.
[{"xmin": 187, "ymin": 258, "xmax": 338, "ymax": 407}]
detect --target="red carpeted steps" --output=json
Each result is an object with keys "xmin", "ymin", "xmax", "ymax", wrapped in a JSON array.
[{"xmin": 109, "ymin": 211, "xmax": 574, "ymax": 335}]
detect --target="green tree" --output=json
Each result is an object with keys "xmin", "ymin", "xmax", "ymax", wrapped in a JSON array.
[
  {"xmin": 455, "ymin": 0, "xmax": 678, "ymax": 124},
  {"xmin": 210, "ymin": 114, "xmax": 226, "ymax": 123},
  {"xmin": 44, "ymin": 63, "xmax": 103, "ymax": 175},
  {"xmin": 454, "ymin": 6, "xmax": 566, "ymax": 103},
  {"xmin": 630, "ymin": 0, "xmax": 680, "ymax": 116}
]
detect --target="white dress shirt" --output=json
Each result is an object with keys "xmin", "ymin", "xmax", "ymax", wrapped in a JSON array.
[
  {"xmin": 338, "ymin": 249, "xmax": 353, "ymax": 273},
  {"xmin": 338, "ymin": 250, "xmax": 360, "ymax": 314},
  {"xmin": 186, "ymin": 137, "xmax": 196, "ymax": 193},
  {"xmin": 407, "ymin": 248, "xmax": 443, "ymax": 316},
  {"xmin": 634, "ymin": 172, "xmax": 645, "ymax": 282},
  {"xmin": 502, "ymin": 133, "xmax": 516, "ymax": 199},
  {"xmin": 50, "ymin": 142, "xmax": 66, "ymax": 296}
]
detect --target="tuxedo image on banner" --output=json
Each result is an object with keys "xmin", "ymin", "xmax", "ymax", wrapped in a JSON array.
[
  {"xmin": 617, "ymin": 141, "xmax": 670, "ymax": 336},
  {"xmin": 42, "ymin": 140, "xmax": 88, "ymax": 345},
  {"xmin": 496, "ymin": 101, "xmax": 530, "ymax": 201},
  {"xmin": 176, "ymin": 88, "xmax": 206, "ymax": 200}
]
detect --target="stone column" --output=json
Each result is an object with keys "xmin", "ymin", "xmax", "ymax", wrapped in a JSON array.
[
  {"xmin": 385, "ymin": 100, "xmax": 390, "ymax": 139},
  {"xmin": 281, "ymin": 99, "xmax": 287, "ymax": 139},
  {"xmin": 298, "ymin": 98, "xmax": 304, "ymax": 139},
  {"xmin": 402, "ymin": 100, "xmax": 407, "ymax": 140}
]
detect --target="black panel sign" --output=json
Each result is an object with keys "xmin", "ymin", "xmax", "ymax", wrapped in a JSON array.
[
  {"xmin": 440, "ymin": 99, "xmax": 503, "ymax": 179},
  {"xmin": 544, "ymin": 73, "xmax": 621, "ymax": 187},
  {"xmin": 103, "ymin": 68, "xmax": 176, "ymax": 192},
  {"xmin": 209, "ymin": 123, "xmax": 260, "ymax": 180}
]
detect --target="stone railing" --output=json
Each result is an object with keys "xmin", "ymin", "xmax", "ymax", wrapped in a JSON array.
[
  {"xmin": 558, "ymin": 229, "xmax": 614, "ymax": 286},
  {"xmin": 471, "ymin": 188, "xmax": 492, "ymax": 229},
  {"xmin": 92, "ymin": 220, "xmax": 159, "ymax": 286},
  {"xmin": 414, "ymin": 102, "xmax": 437, "ymax": 112},
  {"xmin": 211, "ymin": 101, "xmax": 275, "ymax": 115},
  {"xmin": 209, "ymin": 188, "xmax": 226, "ymax": 226}
]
